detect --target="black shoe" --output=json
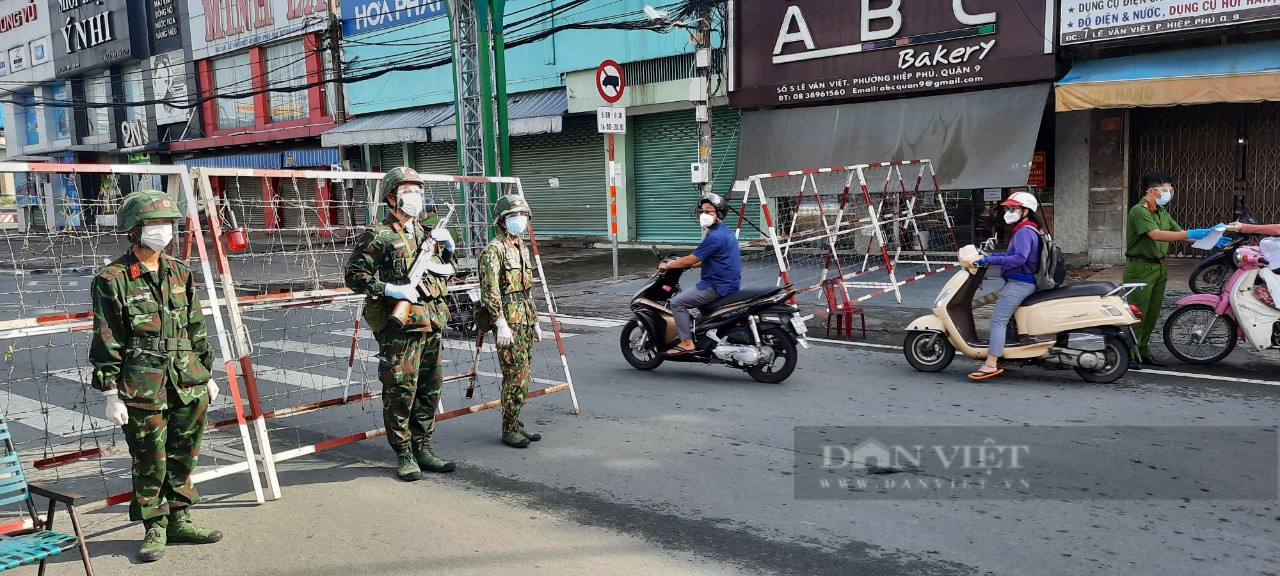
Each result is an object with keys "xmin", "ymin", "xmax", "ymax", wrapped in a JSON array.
[
  {"xmin": 1129, "ymin": 359, "xmax": 1144, "ymax": 371},
  {"xmin": 1140, "ymin": 355, "xmax": 1166, "ymax": 367}
]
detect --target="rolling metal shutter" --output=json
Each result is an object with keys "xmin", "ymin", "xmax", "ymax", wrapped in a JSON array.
[
  {"xmin": 222, "ymin": 175, "xmax": 264, "ymax": 229},
  {"xmin": 510, "ymin": 115, "xmax": 607, "ymax": 237},
  {"xmin": 634, "ymin": 108, "xmax": 744, "ymax": 242},
  {"xmin": 278, "ymin": 176, "xmax": 319, "ymax": 229},
  {"xmin": 413, "ymin": 141, "xmax": 464, "ymax": 209},
  {"xmin": 378, "ymin": 144, "xmax": 405, "ymax": 171}
]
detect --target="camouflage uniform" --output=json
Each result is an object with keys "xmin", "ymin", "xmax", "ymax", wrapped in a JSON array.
[
  {"xmin": 345, "ymin": 212, "xmax": 451, "ymax": 460},
  {"xmin": 91, "ymin": 251, "xmax": 212, "ymax": 522},
  {"xmin": 478, "ymin": 195, "xmax": 540, "ymax": 441}
]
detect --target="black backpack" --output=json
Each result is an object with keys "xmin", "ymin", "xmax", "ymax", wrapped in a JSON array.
[{"xmin": 1034, "ymin": 230, "xmax": 1066, "ymax": 291}]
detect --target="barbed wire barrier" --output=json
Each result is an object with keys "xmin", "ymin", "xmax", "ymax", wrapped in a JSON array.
[
  {"xmin": 731, "ymin": 160, "xmax": 959, "ymax": 320},
  {"xmin": 0, "ymin": 163, "xmax": 264, "ymax": 526},
  {"xmin": 191, "ymin": 168, "xmax": 578, "ymax": 498}
]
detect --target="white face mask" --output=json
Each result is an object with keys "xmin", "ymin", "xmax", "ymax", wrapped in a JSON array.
[
  {"xmin": 699, "ymin": 213, "xmax": 716, "ymax": 228},
  {"xmin": 140, "ymin": 223, "xmax": 173, "ymax": 252},
  {"xmin": 1003, "ymin": 210, "xmax": 1021, "ymax": 225},
  {"xmin": 397, "ymin": 191, "xmax": 424, "ymax": 219},
  {"xmin": 505, "ymin": 215, "xmax": 528, "ymax": 236}
]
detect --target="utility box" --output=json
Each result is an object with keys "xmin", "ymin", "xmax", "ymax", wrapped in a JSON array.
[{"xmin": 691, "ymin": 162, "xmax": 710, "ymax": 184}]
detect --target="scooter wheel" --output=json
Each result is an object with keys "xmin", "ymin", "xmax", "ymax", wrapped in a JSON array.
[
  {"xmin": 904, "ymin": 331, "xmax": 955, "ymax": 373},
  {"xmin": 1163, "ymin": 304, "xmax": 1238, "ymax": 365},
  {"xmin": 1074, "ymin": 335, "xmax": 1130, "ymax": 384},
  {"xmin": 620, "ymin": 319, "xmax": 664, "ymax": 370}
]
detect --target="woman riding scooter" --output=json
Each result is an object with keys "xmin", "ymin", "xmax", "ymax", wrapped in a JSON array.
[
  {"xmin": 969, "ymin": 192, "xmax": 1042, "ymax": 380},
  {"xmin": 1225, "ymin": 220, "xmax": 1280, "ymax": 307}
]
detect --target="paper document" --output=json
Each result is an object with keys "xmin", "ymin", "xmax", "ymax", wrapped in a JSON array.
[
  {"xmin": 1261, "ymin": 237, "xmax": 1280, "ymax": 268},
  {"xmin": 1192, "ymin": 225, "xmax": 1226, "ymax": 251}
]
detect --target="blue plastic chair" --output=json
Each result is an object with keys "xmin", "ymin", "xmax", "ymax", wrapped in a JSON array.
[{"xmin": 0, "ymin": 413, "xmax": 93, "ymax": 575}]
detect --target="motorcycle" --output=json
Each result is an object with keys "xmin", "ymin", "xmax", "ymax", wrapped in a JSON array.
[
  {"xmin": 620, "ymin": 249, "xmax": 809, "ymax": 383},
  {"xmin": 1189, "ymin": 193, "xmax": 1258, "ymax": 295},
  {"xmin": 1163, "ymin": 244, "xmax": 1280, "ymax": 364},
  {"xmin": 904, "ymin": 244, "xmax": 1145, "ymax": 383},
  {"xmin": 444, "ymin": 268, "xmax": 481, "ymax": 337}
]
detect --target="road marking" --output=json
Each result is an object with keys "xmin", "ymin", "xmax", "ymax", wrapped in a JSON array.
[
  {"xmin": 4, "ymin": 374, "xmax": 112, "ymax": 436},
  {"xmin": 808, "ymin": 337, "xmax": 899, "ymax": 350},
  {"xmin": 1137, "ymin": 368, "xmax": 1280, "ymax": 387},
  {"xmin": 256, "ymin": 339, "xmax": 376, "ymax": 360},
  {"xmin": 541, "ymin": 314, "xmax": 627, "ymax": 328},
  {"xmin": 212, "ymin": 364, "xmax": 347, "ymax": 391}
]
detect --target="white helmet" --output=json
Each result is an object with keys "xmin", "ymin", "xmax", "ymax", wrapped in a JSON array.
[{"xmin": 1001, "ymin": 191, "xmax": 1040, "ymax": 212}]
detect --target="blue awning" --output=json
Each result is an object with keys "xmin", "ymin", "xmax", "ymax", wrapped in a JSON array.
[
  {"xmin": 174, "ymin": 152, "xmax": 282, "ymax": 170},
  {"xmin": 283, "ymin": 148, "xmax": 339, "ymax": 167},
  {"xmin": 1057, "ymin": 40, "xmax": 1280, "ymax": 111},
  {"xmin": 320, "ymin": 105, "xmax": 454, "ymax": 147}
]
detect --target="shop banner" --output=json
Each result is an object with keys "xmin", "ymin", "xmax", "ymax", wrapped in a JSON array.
[
  {"xmin": 731, "ymin": 0, "xmax": 1056, "ymax": 109},
  {"xmin": 1061, "ymin": 0, "xmax": 1280, "ymax": 45}
]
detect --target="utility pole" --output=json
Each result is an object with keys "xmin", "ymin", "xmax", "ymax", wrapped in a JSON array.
[{"xmin": 693, "ymin": 6, "xmax": 713, "ymax": 197}]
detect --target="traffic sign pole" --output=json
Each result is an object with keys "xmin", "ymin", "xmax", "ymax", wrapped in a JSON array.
[
  {"xmin": 596, "ymin": 59, "xmax": 626, "ymax": 280},
  {"xmin": 608, "ymin": 133, "xmax": 618, "ymax": 279}
]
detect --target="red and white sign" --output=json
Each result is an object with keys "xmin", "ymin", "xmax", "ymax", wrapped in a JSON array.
[
  {"xmin": 1028, "ymin": 150, "xmax": 1046, "ymax": 187},
  {"xmin": 596, "ymin": 59, "xmax": 625, "ymax": 103}
]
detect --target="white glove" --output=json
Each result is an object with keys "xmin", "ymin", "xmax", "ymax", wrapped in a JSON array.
[
  {"xmin": 103, "ymin": 390, "xmax": 128, "ymax": 426},
  {"xmin": 495, "ymin": 318, "xmax": 515, "ymax": 349},
  {"xmin": 383, "ymin": 282, "xmax": 417, "ymax": 302},
  {"xmin": 533, "ymin": 320, "xmax": 545, "ymax": 342},
  {"xmin": 206, "ymin": 379, "xmax": 220, "ymax": 403},
  {"xmin": 430, "ymin": 227, "xmax": 455, "ymax": 252}
]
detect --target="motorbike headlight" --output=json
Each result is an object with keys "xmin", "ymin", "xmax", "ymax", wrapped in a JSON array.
[{"xmin": 1234, "ymin": 250, "xmax": 1245, "ymax": 267}]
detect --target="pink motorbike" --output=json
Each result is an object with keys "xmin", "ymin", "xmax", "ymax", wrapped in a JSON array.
[{"xmin": 1163, "ymin": 245, "xmax": 1280, "ymax": 364}]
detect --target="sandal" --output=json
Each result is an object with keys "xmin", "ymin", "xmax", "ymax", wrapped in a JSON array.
[
  {"xmin": 968, "ymin": 367, "xmax": 1004, "ymax": 380},
  {"xmin": 666, "ymin": 344, "xmax": 697, "ymax": 356}
]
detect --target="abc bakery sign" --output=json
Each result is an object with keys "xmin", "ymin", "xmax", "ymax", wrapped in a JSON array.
[{"xmin": 730, "ymin": 0, "xmax": 1056, "ymax": 108}]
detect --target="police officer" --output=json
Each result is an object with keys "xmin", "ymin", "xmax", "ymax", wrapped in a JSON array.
[
  {"xmin": 1124, "ymin": 171, "xmax": 1226, "ymax": 367},
  {"xmin": 344, "ymin": 167, "xmax": 456, "ymax": 480},
  {"xmin": 90, "ymin": 190, "xmax": 222, "ymax": 563},
  {"xmin": 478, "ymin": 194, "xmax": 544, "ymax": 448}
]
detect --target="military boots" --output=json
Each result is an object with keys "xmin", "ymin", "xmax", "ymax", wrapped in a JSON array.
[
  {"xmin": 414, "ymin": 444, "xmax": 456, "ymax": 473},
  {"xmin": 138, "ymin": 517, "xmax": 168, "ymax": 563},
  {"xmin": 515, "ymin": 421, "xmax": 541, "ymax": 442},
  {"xmin": 168, "ymin": 509, "xmax": 223, "ymax": 545},
  {"xmin": 396, "ymin": 451, "xmax": 423, "ymax": 481},
  {"xmin": 502, "ymin": 430, "xmax": 531, "ymax": 448}
]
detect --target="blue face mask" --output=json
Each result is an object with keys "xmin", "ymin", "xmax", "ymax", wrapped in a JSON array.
[
  {"xmin": 505, "ymin": 215, "xmax": 528, "ymax": 236},
  {"xmin": 1156, "ymin": 188, "xmax": 1173, "ymax": 206}
]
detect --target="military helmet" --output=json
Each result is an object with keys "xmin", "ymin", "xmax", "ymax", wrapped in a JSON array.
[
  {"xmin": 492, "ymin": 194, "xmax": 531, "ymax": 225},
  {"xmin": 117, "ymin": 190, "xmax": 181, "ymax": 231},
  {"xmin": 379, "ymin": 167, "xmax": 424, "ymax": 202}
]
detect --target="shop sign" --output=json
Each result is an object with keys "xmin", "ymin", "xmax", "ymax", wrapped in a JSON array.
[
  {"xmin": 128, "ymin": 152, "xmax": 152, "ymax": 163},
  {"xmin": 1061, "ymin": 0, "xmax": 1280, "ymax": 45},
  {"xmin": 1028, "ymin": 151, "xmax": 1047, "ymax": 187},
  {"xmin": 188, "ymin": 0, "xmax": 328, "ymax": 61},
  {"xmin": 50, "ymin": 0, "xmax": 135, "ymax": 78},
  {"xmin": 730, "ymin": 0, "xmax": 1056, "ymax": 108},
  {"xmin": 120, "ymin": 118, "xmax": 150, "ymax": 149},
  {"xmin": 341, "ymin": 0, "xmax": 444, "ymax": 37},
  {"xmin": 0, "ymin": 0, "xmax": 54, "ymax": 81}
]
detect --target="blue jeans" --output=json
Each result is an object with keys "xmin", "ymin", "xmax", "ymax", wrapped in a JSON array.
[
  {"xmin": 670, "ymin": 286, "xmax": 721, "ymax": 342},
  {"xmin": 989, "ymin": 280, "xmax": 1037, "ymax": 357}
]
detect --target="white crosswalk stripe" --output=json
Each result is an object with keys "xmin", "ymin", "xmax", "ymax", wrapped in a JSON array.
[
  {"xmin": 541, "ymin": 314, "xmax": 627, "ymax": 328},
  {"xmin": 257, "ymin": 339, "xmax": 377, "ymax": 360},
  {"xmin": 6, "ymin": 370, "xmax": 112, "ymax": 436}
]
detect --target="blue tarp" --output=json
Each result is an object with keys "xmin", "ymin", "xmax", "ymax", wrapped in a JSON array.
[{"xmin": 1060, "ymin": 40, "xmax": 1280, "ymax": 85}]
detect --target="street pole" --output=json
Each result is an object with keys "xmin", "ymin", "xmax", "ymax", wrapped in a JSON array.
[
  {"xmin": 694, "ymin": 6, "xmax": 713, "ymax": 197},
  {"xmin": 608, "ymin": 132, "xmax": 618, "ymax": 279}
]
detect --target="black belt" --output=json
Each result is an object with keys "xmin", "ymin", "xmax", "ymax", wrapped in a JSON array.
[
  {"xmin": 1126, "ymin": 256, "xmax": 1162, "ymax": 264},
  {"xmin": 130, "ymin": 337, "xmax": 192, "ymax": 352},
  {"xmin": 501, "ymin": 290, "xmax": 532, "ymax": 304}
]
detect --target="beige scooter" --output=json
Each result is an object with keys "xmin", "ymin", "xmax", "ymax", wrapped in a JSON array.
[{"xmin": 904, "ymin": 245, "xmax": 1145, "ymax": 383}]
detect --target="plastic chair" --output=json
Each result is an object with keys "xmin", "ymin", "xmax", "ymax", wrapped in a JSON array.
[
  {"xmin": 0, "ymin": 412, "xmax": 93, "ymax": 575},
  {"xmin": 822, "ymin": 278, "xmax": 865, "ymax": 339}
]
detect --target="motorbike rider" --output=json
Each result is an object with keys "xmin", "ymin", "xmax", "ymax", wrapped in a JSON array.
[
  {"xmin": 657, "ymin": 193, "xmax": 742, "ymax": 355},
  {"xmin": 1225, "ymin": 220, "xmax": 1280, "ymax": 308},
  {"xmin": 969, "ymin": 192, "xmax": 1042, "ymax": 380}
]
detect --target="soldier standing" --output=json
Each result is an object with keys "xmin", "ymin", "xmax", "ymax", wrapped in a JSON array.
[
  {"xmin": 478, "ymin": 194, "xmax": 545, "ymax": 448},
  {"xmin": 345, "ymin": 167, "xmax": 456, "ymax": 480},
  {"xmin": 90, "ymin": 190, "xmax": 223, "ymax": 563}
]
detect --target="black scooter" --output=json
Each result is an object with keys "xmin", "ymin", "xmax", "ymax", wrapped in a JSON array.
[
  {"xmin": 1190, "ymin": 194, "xmax": 1259, "ymax": 294},
  {"xmin": 620, "ymin": 250, "xmax": 809, "ymax": 383}
]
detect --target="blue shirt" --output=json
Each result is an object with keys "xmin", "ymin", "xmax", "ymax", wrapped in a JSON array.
[{"xmin": 692, "ymin": 222, "xmax": 742, "ymax": 296}]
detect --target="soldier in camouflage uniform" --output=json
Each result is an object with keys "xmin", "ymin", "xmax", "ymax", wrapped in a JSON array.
[
  {"xmin": 344, "ymin": 167, "xmax": 456, "ymax": 480},
  {"xmin": 89, "ymin": 190, "xmax": 223, "ymax": 563},
  {"xmin": 478, "ymin": 194, "xmax": 545, "ymax": 448}
]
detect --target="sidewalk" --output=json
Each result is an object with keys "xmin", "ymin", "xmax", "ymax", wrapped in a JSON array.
[{"xmin": 42, "ymin": 451, "xmax": 748, "ymax": 576}]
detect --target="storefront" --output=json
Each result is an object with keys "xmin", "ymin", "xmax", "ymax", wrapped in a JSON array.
[
  {"xmin": 633, "ymin": 108, "xmax": 742, "ymax": 243},
  {"xmin": 1054, "ymin": 5, "xmax": 1280, "ymax": 262},
  {"xmin": 729, "ymin": 0, "xmax": 1058, "ymax": 246}
]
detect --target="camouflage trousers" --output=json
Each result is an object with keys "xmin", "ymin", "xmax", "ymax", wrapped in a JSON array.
[
  {"xmin": 121, "ymin": 386, "xmax": 208, "ymax": 522},
  {"xmin": 376, "ymin": 329, "xmax": 443, "ymax": 453},
  {"xmin": 499, "ymin": 324, "xmax": 536, "ymax": 434}
]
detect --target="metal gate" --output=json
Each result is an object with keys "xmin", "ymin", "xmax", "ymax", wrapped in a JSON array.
[{"xmin": 1130, "ymin": 102, "xmax": 1280, "ymax": 256}]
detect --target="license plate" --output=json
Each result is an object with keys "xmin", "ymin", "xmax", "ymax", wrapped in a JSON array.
[{"xmin": 789, "ymin": 316, "xmax": 808, "ymax": 334}]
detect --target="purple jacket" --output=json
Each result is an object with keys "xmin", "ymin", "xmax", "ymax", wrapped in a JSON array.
[{"xmin": 986, "ymin": 223, "xmax": 1040, "ymax": 284}]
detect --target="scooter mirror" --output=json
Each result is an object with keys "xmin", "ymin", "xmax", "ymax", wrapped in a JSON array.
[{"xmin": 651, "ymin": 245, "xmax": 661, "ymax": 257}]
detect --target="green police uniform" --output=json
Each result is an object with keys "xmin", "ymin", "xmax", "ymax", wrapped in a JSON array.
[
  {"xmin": 344, "ymin": 168, "xmax": 454, "ymax": 477},
  {"xmin": 478, "ymin": 195, "xmax": 541, "ymax": 447},
  {"xmin": 89, "ymin": 190, "xmax": 222, "ymax": 562},
  {"xmin": 1123, "ymin": 199, "xmax": 1183, "ymax": 357}
]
